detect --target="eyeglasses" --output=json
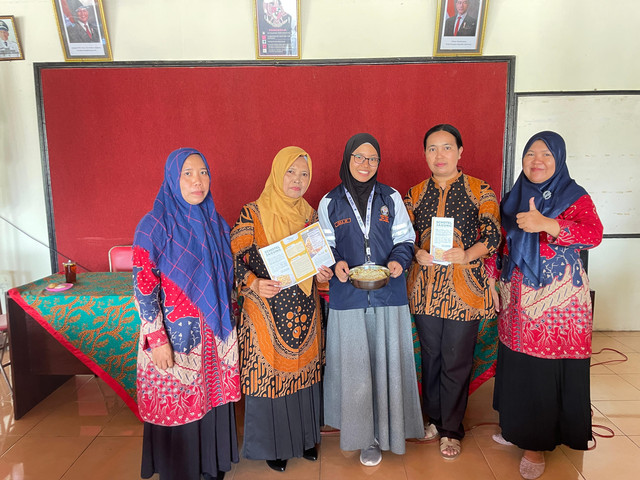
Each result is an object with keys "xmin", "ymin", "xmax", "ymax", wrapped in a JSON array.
[{"xmin": 351, "ymin": 153, "xmax": 380, "ymax": 166}]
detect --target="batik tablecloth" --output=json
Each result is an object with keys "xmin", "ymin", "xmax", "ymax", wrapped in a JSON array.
[{"xmin": 8, "ymin": 272, "xmax": 140, "ymax": 418}]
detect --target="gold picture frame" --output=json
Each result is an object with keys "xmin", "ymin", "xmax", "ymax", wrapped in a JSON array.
[
  {"xmin": 254, "ymin": 0, "xmax": 301, "ymax": 60},
  {"xmin": 51, "ymin": 0, "xmax": 112, "ymax": 62},
  {"xmin": 434, "ymin": 0, "xmax": 489, "ymax": 56},
  {"xmin": 0, "ymin": 15, "xmax": 24, "ymax": 61}
]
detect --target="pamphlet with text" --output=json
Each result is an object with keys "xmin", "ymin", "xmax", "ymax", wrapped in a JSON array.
[
  {"xmin": 430, "ymin": 217, "xmax": 454, "ymax": 265},
  {"xmin": 259, "ymin": 222, "xmax": 335, "ymax": 289}
]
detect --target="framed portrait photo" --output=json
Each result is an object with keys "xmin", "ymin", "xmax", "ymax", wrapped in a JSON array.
[
  {"xmin": 254, "ymin": 0, "xmax": 301, "ymax": 60},
  {"xmin": 434, "ymin": 0, "xmax": 489, "ymax": 56},
  {"xmin": 0, "ymin": 16, "xmax": 24, "ymax": 61},
  {"xmin": 51, "ymin": 0, "xmax": 112, "ymax": 61}
]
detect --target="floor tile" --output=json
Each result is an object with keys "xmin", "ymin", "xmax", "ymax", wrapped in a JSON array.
[
  {"xmin": 607, "ymin": 331, "xmax": 640, "ymax": 337},
  {"xmin": 590, "ymin": 404, "xmax": 623, "ymax": 436},
  {"xmin": 609, "ymin": 336, "xmax": 640, "ymax": 353},
  {"xmin": 234, "ymin": 452, "xmax": 320, "ymax": 480},
  {"xmin": 0, "ymin": 435, "xmax": 20, "ymax": 455},
  {"xmin": 629, "ymin": 436, "xmax": 640, "ymax": 448},
  {"xmin": 2, "ymin": 332, "xmax": 640, "ymax": 479},
  {"xmin": 600, "ymin": 353, "xmax": 640, "ymax": 375},
  {"xmin": 591, "ymin": 400, "xmax": 640, "ymax": 436},
  {"xmin": 319, "ymin": 435, "xmax": 407, "ymax": 480},
  {"xmin": 25, "ymin": 400, "xmax": 119, "ymax": 437},
  {"xmin": 464, "ymin": 377, "xmax": 500, "ymax": 433},
  {"xmin": 620, "ymin": 374, "xmax": 640, "ymax": 390},
  {"xmin": 60, "ymin": 436, "xmax": 143, "ymax": 480},
  {"xmin": 592, "ymin": 336, "xmax": 635, "ymax": 354},
  {"xmin": 98, "ymin": 404, "xmax": 143, "ymax": 437},
  {"xmin": 0, "ymin": 436, "xmax": 93, "ymax": 480},
  {"xmin": 404, "ymin": 436, "xmax": 495, "ymax": 480},
  {"xmin": 561, "ymin": 435, "xmax": 640, "ymax": 480},
  {"xmin": 590, "ymin": 375, "xmax": 640, "ymax": 401}
]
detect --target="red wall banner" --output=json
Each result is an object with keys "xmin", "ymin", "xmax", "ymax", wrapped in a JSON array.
[{"xmin": 37, "ymin": 59, "xmax": 513, "ymax": 272}]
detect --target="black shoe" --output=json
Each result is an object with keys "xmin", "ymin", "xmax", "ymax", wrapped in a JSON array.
[
  {"xmin": 266, "ymin": 459, "xmax": 287, "ymax": 472},
  {"xmin": 303, "ymin": 446, "xmax": 318, "ymax": 461},
  {"xmin": 202, "ymin": 472, "xmax": 225, "ymax": 480}
]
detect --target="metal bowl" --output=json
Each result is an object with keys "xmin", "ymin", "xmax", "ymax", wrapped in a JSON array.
[{"xmin": 349, "ymin": 264, "xmax": 391, "ymax": 290}]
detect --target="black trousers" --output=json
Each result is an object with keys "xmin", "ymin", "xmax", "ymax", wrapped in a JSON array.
[{"xmin": 414, "ymin": 314, "xmax": 479, "ymax": 440}]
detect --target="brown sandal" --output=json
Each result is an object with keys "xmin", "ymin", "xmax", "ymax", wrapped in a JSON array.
[{"xmin": 439, "ymin": 437, "xmax": 461, "ymax": 460}]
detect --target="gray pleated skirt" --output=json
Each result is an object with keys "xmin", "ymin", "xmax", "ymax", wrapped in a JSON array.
[{"xmin": 323, "ymin": 305, "xmax": 424, "ymax": 454}]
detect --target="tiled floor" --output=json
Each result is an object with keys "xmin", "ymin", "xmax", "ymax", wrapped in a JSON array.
[{"xmin": 1, "ymin": 331, "xmax": 640, "ymax": 479}]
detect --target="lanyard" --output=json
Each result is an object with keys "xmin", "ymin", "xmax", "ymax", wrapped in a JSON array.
[{"xmin": 344, "ymin": 186, "xmax": 375, "ymax": 263}]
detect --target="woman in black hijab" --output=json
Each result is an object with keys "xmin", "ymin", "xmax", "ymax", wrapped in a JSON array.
[{"xmin": 317, "ymin": 133, "xmax": 424, "ymax": 467}]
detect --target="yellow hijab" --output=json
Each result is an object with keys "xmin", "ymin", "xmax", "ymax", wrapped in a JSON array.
[{"xmin": 256, "ymin": 146, "xmax": 314, "ymax": 295}]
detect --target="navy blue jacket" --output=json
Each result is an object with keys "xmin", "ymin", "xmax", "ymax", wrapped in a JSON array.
[{"xmin": 318, "ymin": 183, "xmax": 415, "ymax": 310}]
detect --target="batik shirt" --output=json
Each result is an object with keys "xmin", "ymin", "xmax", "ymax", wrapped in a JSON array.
[
  {"xmin": 230, "ymin": 203, "xmax": 323, "ymax": 398},
  {"xmin": 134, "ymin": 246, "xmax": 240, "ymax": 426},
  {"xmin": 486, "ymin": 195, "xmax": 603, "ymax": 359},
  {"xmin": 404, "ymin": 172, "xmax": 501, "ymax": 322}
]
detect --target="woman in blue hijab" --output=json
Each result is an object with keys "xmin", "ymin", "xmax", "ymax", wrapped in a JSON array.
[
  {"xmin": 488, "ymin": 132, "xmax": 603, "ymax": 480},
  {"xmin": 134, "ymin": 148, "xmax": 240, "ymax": 480}
]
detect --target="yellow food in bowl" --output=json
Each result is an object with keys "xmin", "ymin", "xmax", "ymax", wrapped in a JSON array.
[{"xmin": 350, "ymin": 268, "xmax": 389, "ymax": 281}]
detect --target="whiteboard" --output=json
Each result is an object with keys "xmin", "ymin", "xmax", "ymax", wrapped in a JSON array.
[{"xmin": 515, "ymin": 94, "xmax": 640, "ymax": 235}]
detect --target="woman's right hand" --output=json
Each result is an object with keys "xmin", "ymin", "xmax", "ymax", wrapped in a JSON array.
[
  {"xmin": 250, "ymin": 278, "xmax": 282, "ymax": 298},
  {"xmin": 151, "ymin": 343, "xmax": 174, "ymax": 370},
  {"xmin": 415, "ymin": 248, "xmax": 434, "ymax": 266},
  {"xmin": 334, "ymin": 260, "xmax": 350, "ymax": 283},
  {"xmin": 488, "ymin": 277, "xmax": 500, "ymax": 312}
]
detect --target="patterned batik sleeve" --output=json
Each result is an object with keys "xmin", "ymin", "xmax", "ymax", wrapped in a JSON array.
[
  {"xmin": 544, "ymin": 194, "xmax": 604, "ymax": 249},
  {"xmin": 230, "ymin": 205, "xmax": 259, "ymax": 289},
  {"xmin": 133, "ymin": 246, "xmax": 169, "ymax": 350},
  {"xmin": 403, "ymin": 187, "xmax": 416, "ymax": 225},
  {"xmin": 477, "ymin": 182, "xmax": 502, "ymax": 255}
]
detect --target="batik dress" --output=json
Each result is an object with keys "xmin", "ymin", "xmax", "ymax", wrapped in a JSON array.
[
  {"xmin": 487, "ymin": 194, "xmax": 603, "ymax": 451},
  {"xmin": 134, "ymin": 246, "xmax": 241, "ymax": 479},
  {"xmin": 231, "ymin": 203, "xmax": 323, "ymax": 460}
]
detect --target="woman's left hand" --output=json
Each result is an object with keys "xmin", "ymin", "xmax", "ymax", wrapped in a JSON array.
[
  {"xmin": 443, "ymin": 247, "xmax": 468, "ymax": 264},
  {"xmin": 316, "ymin": 265, "xmax": 333, "ymax": 283},
  {"xmin": 387, "ymin": 261, "xmax": 403, "ymax": 278}
]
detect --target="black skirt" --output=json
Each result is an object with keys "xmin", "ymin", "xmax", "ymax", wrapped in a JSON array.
[
  {"xmin": 242, "ymin": 382, "xmax": 321, "ymax": 460},
  {"xmin": 493, "ymin": 341, "xmax": 592, "ymax": 451},
  {"xmin": 141, "ymin": 402, "xmax": 238, "ymax": 480}
]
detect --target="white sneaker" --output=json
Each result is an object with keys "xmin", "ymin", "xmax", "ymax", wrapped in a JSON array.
[{"xmin": 359, "ymin": 441, "xmax": 382, "ymax": 466}]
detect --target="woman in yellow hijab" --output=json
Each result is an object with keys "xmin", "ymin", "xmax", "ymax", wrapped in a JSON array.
[{"xmin": 231, "ymin": 146, "xmax": 332, "ymax": 472}]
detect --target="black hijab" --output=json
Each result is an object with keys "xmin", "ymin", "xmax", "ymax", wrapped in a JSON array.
[{"xmin": 339, "ymin": 133, "xmax": 380, "ymax": 218}]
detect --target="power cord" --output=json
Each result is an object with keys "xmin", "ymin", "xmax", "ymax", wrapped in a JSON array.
[{"xmin": 0, "ymin": 213, "xmax": 91, "ymax": 271}]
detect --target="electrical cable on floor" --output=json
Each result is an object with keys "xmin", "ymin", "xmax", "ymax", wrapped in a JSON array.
[
  {"xmin": 587, "ymin": 347, "xmax": 628, "ymax": 450},
  {"xmin": 405, "ymin": 346, "xmax": 629, "ymax": 448}
]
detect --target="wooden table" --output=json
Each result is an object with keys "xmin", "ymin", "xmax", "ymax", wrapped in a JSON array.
[{"xmin": 7, "ymin": 272, "xmax": 139, "ymax": 419}]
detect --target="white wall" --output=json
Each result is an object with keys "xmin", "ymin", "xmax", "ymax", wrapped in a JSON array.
[{"xmin": 1, "ymin": 0, "xmax": 638, "ymax": 327}]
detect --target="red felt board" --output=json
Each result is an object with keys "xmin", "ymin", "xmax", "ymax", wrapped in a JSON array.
[{"xmin": 37, "ymin": 59, "xmax": 513, "ymax": 272}]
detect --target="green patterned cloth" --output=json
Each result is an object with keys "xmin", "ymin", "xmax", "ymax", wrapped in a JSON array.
[{"xmin": 11, "ymin": 272, "xmax": 139, "ymax": 415}]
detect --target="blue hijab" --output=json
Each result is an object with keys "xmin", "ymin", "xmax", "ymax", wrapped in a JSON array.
[
  {"xmin": 133, "ymin": 148, "xmax": 234, "ymax": 340},
  {"xmin": 501, "ymin": 131, "xmax": 587, "ymax": 286}
]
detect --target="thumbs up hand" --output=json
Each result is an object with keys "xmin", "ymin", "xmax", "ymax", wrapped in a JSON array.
[
  {"xmin": 516, "ymin": 196, "xmax": 544, "ymax": 232},
  {"xmin": 516, "ymin": 196, "xmax": 559, "ymax": 236}
]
